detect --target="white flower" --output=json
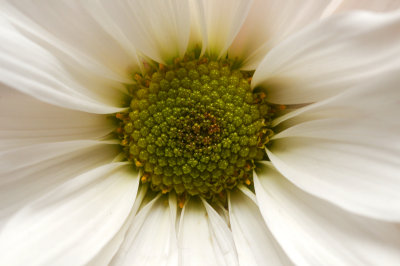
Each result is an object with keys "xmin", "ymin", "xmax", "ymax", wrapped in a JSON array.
[{"xmin": 1, "ymin": 1, "xmax": 400, "ymax": 265}]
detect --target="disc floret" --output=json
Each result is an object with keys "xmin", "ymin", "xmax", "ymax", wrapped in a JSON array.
[{"xmin": 116, "ymin": 54, "xmax": 274, "ymax": 201}]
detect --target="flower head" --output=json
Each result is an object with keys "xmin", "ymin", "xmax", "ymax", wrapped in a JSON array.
[{"xmin": 1, "ymin": 1, "xmax": 400, "ymax": 265}]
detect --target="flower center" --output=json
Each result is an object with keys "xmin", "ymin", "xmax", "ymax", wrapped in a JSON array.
[{"xmin": 116, "ymin": 54, "xmax": 274, "ymax": 203}]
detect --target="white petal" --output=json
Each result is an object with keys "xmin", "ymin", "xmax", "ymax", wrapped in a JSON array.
[
  {"xmin": 87, "ymin": 185, "xmax": 148, "ymax": 266},
  {"xmin": 0, "ymin": 141, "xmax": 120, "ymax": 229},
  {"xmin": 322, "ymin": 0, "xmax": 400, "ymax": 17},
  {"xmin": 110, "ymin": 193, "xmax": 178, "ymax": 266},
  {"xmin": 252, "ymin": 10, "xmax": 400, "ymax": 105},
  {"xmin": 0, "ymin": 86, "xmax": 114, "ymax": 149},
  {"xmin": 254, "ymin": 162, "xmax": 400, "ymax": 265},
  {"xmin": 79, "ymin": 1, "xmax": 143, "ymax": 71},
  {"xmin": 98, "ymin": 0, "xmax": 191, "ymax": 64},
  {"xmin": 229, "ymin": 0, "xmax": 331, "ymax": 70},
  {"xmin": 178, "ymin": 197, "xmax": 238, "ymax": 266},
  {"xmin": 268, "ymin": 71, "xmax": 400, "ymax": 221},
  {"xmin": 229, "ymin": 187, "xmax": 293, "ymax": 266},
  {"xmin": 191, "ymin": 0, "xmax": 252, "ymax": 58},
  {"xmin": 187, "ymin": 0, "xmax": 207, "ymax": 55},
  {"xmin": 1, "ymin": 3, "xmax": 132, "ymax": 113},
  {"xmin": 2, "ymin": 1, "xmax": 138, "ymax": 81},
  {"xmin": 0, "ymin": 163, "xmax": 140, "ymax": 266}
]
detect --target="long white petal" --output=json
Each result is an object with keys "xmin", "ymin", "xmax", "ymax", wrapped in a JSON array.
[
  {"xmin": 80, "ymin": 1, "xmax": 143, "ymax": 71},
  {"xmin": 229, "ymin": 187, "xmax": 293, "ymax": 266},
  {"xmin": 0, "ymin": 86, "xmax": 114, "ymax": 149},
  {"xmin": 255, "ymin": 162, "xmax": 400, "ymax": 265},
  {"xmin": 99, "ymin": 0, "xmax": 191, "ymax": 64},
  {"xmin": 190, "ymin": 0, "xmax": 252, "ymax": 58},
  {"xmin": 229, "ymin": 0, "xmax": 331, "ymax": 70},
  {"xmin": 0, "ymin": 141, "xmax": 120, "ymax": 229},
  {"xmin": 0, "ymin": 163, "xmax": 140, "ymax": 266},
  {"xmin": 109, "ymin": 193, "xmax": 178, "ymax": 266},
  {"xmin": 87, "ymin": 185, "xmax": 148, "ymax": 266},
  {"xmin": 268, "ymin": 71, "xmax": 400, "ymax": 221},
  {"xmin": 0, "ymin": 2, "xmax": 134, "ymax": 113},
  {"xmin": 178, "ymin": 197, "xmax": 238, "ymax": 266},
  {"xmin": 1, "ymin": 1, "xmax": 138, "ymax": 81},
  {"xmin": 252, "ymin": 10, "xmax": 400, "ymax": 105}
]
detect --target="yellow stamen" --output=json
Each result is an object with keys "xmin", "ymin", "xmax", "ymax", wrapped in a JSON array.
[
  {"xmin": 134, "ymin": 73, "xmax": 141, "ymax": 81},
  {"xmin": 141, "ymin": 173, "xmax": 150, "ymax": 183},
  {"xmin": 177, "ymin": 194, "xmax": 186, "ymax": 208}
]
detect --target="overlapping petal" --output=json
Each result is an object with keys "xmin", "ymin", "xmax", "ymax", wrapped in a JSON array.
[
  {"xmin": 0, "ymin": 19, "xmax": 127, "ymax": 113},
  {"xmin": 252, "ymin": 10, "xmax": 400, "ymax": 105},
  {"xmin": 268, "ymin": 71, "xmax": 400, "ymax": 221},
  {"xmin": 229, "ymin": 187, "xmax": 293, "ymax": 266},
  {"xmin": 189, "ymin": 0, "xmax": 252, "ymax": 58},
  {"xmin": 109, "ymin": 193, "xmax": 178, "ymax": 266},
  {"xmin": 1, "ymin": 1, "xmax": 139, "ymax": 80},
  {"xmin": 229, "ymin": 0, "xmax": 331, "ymax": 70},
  {"xmin": 255, "ymin": 162, "xmax": 400, "ymax": 265},
  {"xmin": 178, "ymin": 198, "xmax": 238, "ymax": 266},
  {"xmin": 88, "ymin": 0, "xmax": 191, "ymax": 64},
  {"xmin": 0, "ymin": 86, "xmax": 115, "ymax": 149},
  {"xmin": 88, "ymin": 186, "xmax": 148, "ymax": 266},
  {"xmin": 0, "ymin": 141, "xmax": 120, "ymax": 229},
  {"xmin": 0, "ymin": 163, "xmax": 140, "ymax": 266}
]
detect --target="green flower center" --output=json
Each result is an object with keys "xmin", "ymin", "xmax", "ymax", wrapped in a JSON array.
[{"xmin": 116, "ymin": 54, "xmax": 274, "ymax": 204}]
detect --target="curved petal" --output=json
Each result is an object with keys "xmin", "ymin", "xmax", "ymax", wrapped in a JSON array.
[
  {"xmin": 94, "ymin": 0, "xmax": 191, "ymax": 64},
  {"xmin": 252, "ymin": 10, "xmax": 400, "ymax": 105},
  {"xmin": 190, "ymin": 0, "xmax": 252, "ymax": 58},
  {"xmin": 87, "ymin": 185, "xmax": 148, "ymax": 266},
  {"xmin": 0, "ymin": 86, "xmax": 115, "ymax": 149},
  {"xmin": 1, "ymin": 1, "xmax": 139, "ymax": 80},
  {"xmin": 109, "ymin": 193, "xmax": 178, "ymax": 266},
  {"xmin": 178, "ymin": 197, "xmax": 238, "ymax": 266},
  {"xmin": 0, "ymin": 163, "xmax": 140, "ymax": 266},
  {"xmin": 229, "ymin": 187, "xmax": 293, "ymax": 266},
  {"xmin": 1, "ymin": 2, "xmax": 135, "ymax": 113},
  {"xmin": 229, "ymin": 0, "xmax": 331, "ymax": 70},
  {"xmin": 255, "ymin": 162, "xmax": 400, "ymax": 265},
  {"xmin": 268, "ymin": 71, "xmax": 400, "ymax": 221},
  {"xmin": 0, "ymin": 141, "xmax": 120, "ymax": 228}
]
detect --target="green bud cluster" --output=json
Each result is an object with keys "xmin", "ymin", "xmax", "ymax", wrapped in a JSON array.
[{"xmin": 116, "ymin": 54, "xmax": 274, "ymax": 200}]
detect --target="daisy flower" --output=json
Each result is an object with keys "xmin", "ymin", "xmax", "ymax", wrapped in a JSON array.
[{"xmin": 1, "ymin": 0, "xmax": 400, "ymax": 265}]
